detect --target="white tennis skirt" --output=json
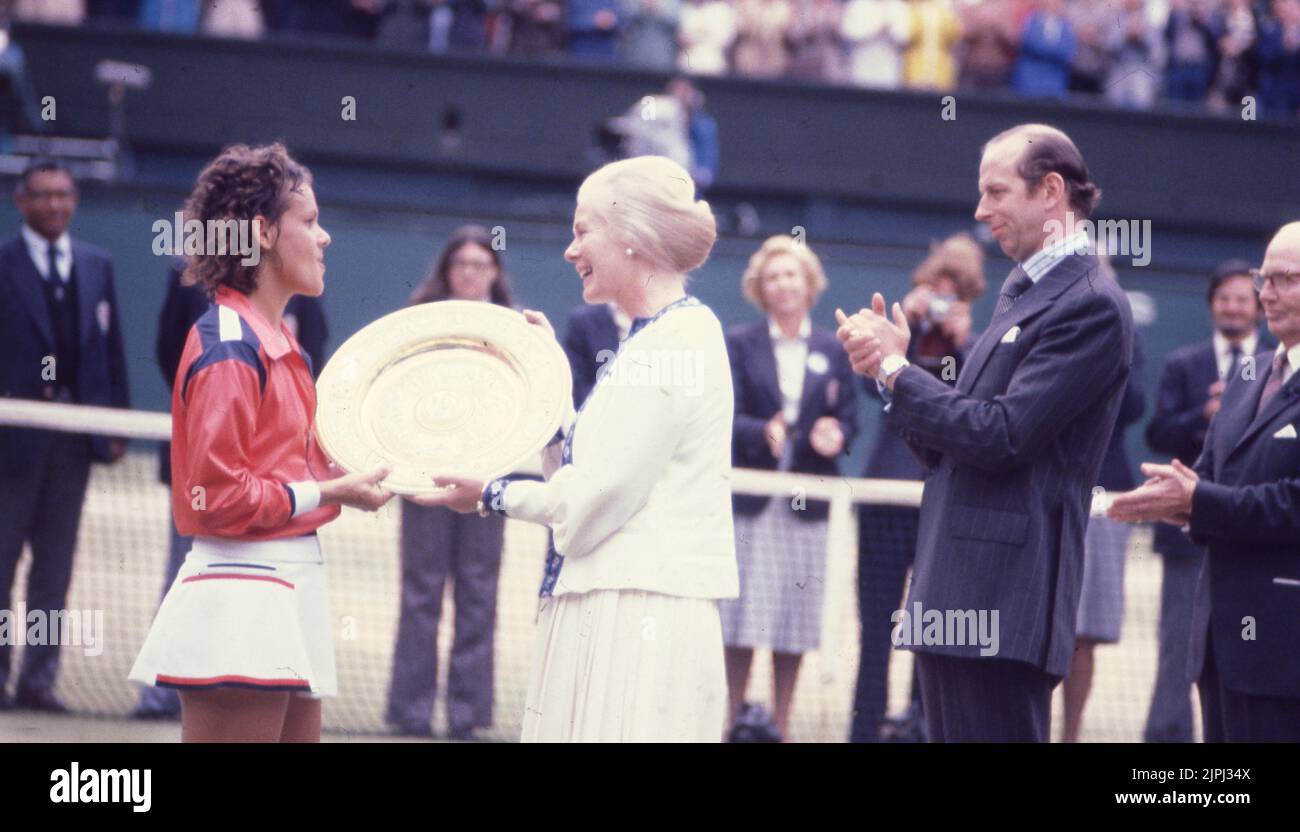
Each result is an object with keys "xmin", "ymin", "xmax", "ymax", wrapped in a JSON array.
[
  {"xmin": 522, "ymin": 589, "xmax": 726, "ymax": 742},
  {"xmin": 128, "ymin": 534, "xmax": 337, "ymax": 697}
]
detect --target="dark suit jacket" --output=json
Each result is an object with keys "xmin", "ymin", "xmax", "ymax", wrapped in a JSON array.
[
  {"xmin": 728, "ymin": 321, "xmax": 859, "ymax": 521},
  {"xmin": 863, "ymin": 333, "xmax": 974, "ymax": 481},
  {"xmin": 887, "ymin": 254, "xmax": 1134, "ymax": 677},
  {"xmin": 562, "ymin": 303, "xmax": 621, "ymax": 409},
  {"xmin": 0, "ymin": 233, "xmax": 129, "ymax": 476},
  {"xmin": 1186, "ymin": 347, "xmax": 1300, "ymax": 699},
  {"xmin": 1146, "ymin": 335, "xmax": 1273, "ymax": 556}
]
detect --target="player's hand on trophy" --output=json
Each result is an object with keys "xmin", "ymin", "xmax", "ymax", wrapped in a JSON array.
[{"xmin": 321, "ymin": 466, "xmax": 393, "ymax": 512}]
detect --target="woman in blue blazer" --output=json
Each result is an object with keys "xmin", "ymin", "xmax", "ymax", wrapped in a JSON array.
[{"xmin": 720, "ymin": 234, "xmax": 858, "ymax": 741}]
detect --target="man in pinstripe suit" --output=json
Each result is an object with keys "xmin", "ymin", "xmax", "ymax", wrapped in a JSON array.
[{"xmin": 837, "ymin": 124, "xmax": 1134, "ymax": 741}]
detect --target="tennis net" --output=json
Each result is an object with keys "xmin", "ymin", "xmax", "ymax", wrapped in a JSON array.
[{"xmin": 0, "ymin": 399, "xmax": 1182, "ymax": 742}]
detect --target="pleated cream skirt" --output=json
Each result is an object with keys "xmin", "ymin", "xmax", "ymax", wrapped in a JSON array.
[{"xmin": 521, "ymin": 589, "xmax": 726, "ymax": 742}]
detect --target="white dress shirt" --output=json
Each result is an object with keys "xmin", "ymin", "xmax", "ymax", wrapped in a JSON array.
[
  {"xmin": 1020, "ymin": 229, "xmax": 1090, "ymax": 284},
  {"xmin": 21, "ymin": 224, "xmax": 72, "ymax": 283},
  {"xmin": 499, "ymin": 300, "xmax": 739, "ymax": 600},
  {"xmin": 1213, "ymin": 331, "xmax": 1259, "ymax": 380},
  {"xmin": 770, "ymin": 316, "xmax": 811, "ymax": 425},
  {"xmin": 1273, "ymin": 342, "xmax": 1300, "ymax": 387}
]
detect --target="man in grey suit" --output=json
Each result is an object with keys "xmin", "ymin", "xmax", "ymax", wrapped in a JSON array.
[
  {"xmin": 837, "ymin": 124, "xmax": 1134, "ymax": 741},
  {"xmin": 0, "ymin": 159, "xmax": 129, "ymax": 712},
  {"xmin": 1110, "ymin": 222, "xmax": 1300, "ymax": 742}
]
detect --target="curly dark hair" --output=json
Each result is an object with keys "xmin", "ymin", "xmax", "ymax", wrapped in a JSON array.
[
  {"xmin": 180, "ymin": 143, "xmax": 311, "ymax": 299},
  {"xmin": 409, "ymin": 224, "xmax": 515, "ymax": 308}
]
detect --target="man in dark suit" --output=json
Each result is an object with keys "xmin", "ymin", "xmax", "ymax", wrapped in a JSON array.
[
  {"xmin": 0, "ymin": 159, "xmax": 130, "ymax": 712},
  {"xmin": 837, "ymin": 124, "xmax": 1134, "ymax": 742},
  {"xmin": 1111, "ymin": 222, "xmax": 1300, "ymax": 742},
  {"xmin": 850, "ymin": 236, "xmax": 985, "ymax": 743},
  {"xmin": 1142, "ymin": 259, "xmax": 1268, "ymax": 742},
  {"xmin": 561, "ymin": 302, "xmax": 626, "ymax": 409}
]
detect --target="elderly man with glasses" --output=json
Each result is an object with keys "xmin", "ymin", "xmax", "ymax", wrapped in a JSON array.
[{"xmin": 1110, "ymin": 221, "xmax": 1300, "ymax": 743}]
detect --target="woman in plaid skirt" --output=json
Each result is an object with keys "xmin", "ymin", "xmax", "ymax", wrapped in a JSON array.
[{"xmin": 720, "ymin": 235, "xmax": 859, "ymax": 740}]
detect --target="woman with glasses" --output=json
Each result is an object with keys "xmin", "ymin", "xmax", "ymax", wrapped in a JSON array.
[{"xmin": 385, "ymin": 225, "xmax": 517, "ymax": 740}]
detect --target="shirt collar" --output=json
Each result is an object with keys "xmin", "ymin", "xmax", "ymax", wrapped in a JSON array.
[
  {"xmin": 1213, "ymin": 330, "xmax": 1257, "ymax": 362},
  {"xmin": 1020, "ymin": 229, "xmax": 1089, "ymax": 284},
  {"xmin": 21, "ymin": 224, "xmax": 71, "ymax": 268},
  {"xmin": 1276, "ymin": 341, "xmax": 1300, "ymax": 378},
  {"xmin": 768, "ymin": 316, "xmax": 812, "ymax": 342},
  {"xmin": 214, "ymin": 286, "xmax": 293, "ymax": 359}
]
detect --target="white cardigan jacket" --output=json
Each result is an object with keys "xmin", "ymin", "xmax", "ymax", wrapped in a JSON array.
[{"xmin": 497, "ymin": 300, "xmax": 739, "ymax": 600}]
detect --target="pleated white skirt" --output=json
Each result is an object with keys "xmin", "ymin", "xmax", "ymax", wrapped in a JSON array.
[
  {"xmin": 521, "ymin": 589, "xmax": 727, "ymax": 742},
  {"xmin": 128, "ymin": 535, "xmax": 337, "ymax": 698}
]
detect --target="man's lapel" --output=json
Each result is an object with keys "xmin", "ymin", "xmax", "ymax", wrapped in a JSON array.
[
  {"xmin": 7, "ymin": 236, "xmax": 56, "ymax": 349},
  {"xmin": 1225, "ymin": 359, "xmax": 1300, "ymax": 463},
  {"xmin": 957, "ymin": 254, "xmax": 1094, "ymax": 394}
]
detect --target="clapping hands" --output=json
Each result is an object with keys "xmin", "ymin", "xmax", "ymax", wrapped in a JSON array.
[
  {"xmin": 835, "ymin": 293, "xmax": 912, "ymax": 383},
  {"xmin": 1106, "ymin": 459, "xmax": 1200, "ymax": 526}
]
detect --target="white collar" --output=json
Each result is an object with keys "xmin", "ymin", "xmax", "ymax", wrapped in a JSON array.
[
  {"xmin": 21, "ymin": 224, "xmax": 71, "ymax": 261},
  {"xmin": 1020, "ymin": 229, "xmax": 1089, "ymax": 284},
  {"xmin": 1275, "ymin": 341, "xmax": 1300, "ymax": 377},
  {"xmin": 768, "ymin": 316, "xmax": 811, "ymax": 342},
  {"xmin": 1213, "ymin": 330, "xmax": 1257, "ymax": 361}
]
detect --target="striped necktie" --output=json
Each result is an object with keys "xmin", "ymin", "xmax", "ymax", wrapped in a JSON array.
[{"xmin": 993, "ymin": 266, "xmax": 1032, "ymax": 317}]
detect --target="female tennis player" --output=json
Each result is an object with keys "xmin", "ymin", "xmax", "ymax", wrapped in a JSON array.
[
  {"xmin": 129, "ymin": 143, "xmax": 393, "ymax": 742},
  {"xmin": 412, "ymin": 155, "xmax": 738, "ymax": 742}
]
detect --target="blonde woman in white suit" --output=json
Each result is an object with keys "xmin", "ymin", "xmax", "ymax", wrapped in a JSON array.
[{"xmin": 413, "ymin": 155, "xmax": 738, "ymax": 742}]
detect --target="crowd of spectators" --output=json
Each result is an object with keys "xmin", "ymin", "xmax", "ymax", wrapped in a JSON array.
[{"xmin": 5, "ymin": 0, "xmax": 1299, "ymax": 118}]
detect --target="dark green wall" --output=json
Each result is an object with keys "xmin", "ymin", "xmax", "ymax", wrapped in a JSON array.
[{"xmin": 6, "ymin": 22, "xmax": 1290, "ymax": 472}]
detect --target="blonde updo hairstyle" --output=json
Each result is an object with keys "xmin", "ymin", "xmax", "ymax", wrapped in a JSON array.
[
  {"xmin": 741, "ymin": 234, "xmax": 829, "ymax": 313},
  {"xmin": 576, "ymin": 155, "xmax": 717, "ymax": 276}
]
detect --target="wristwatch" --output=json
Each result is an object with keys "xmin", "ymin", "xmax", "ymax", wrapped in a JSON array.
[{"xmin": 879, "ymin": 354, "xmax": 910, "ymax": 384}]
